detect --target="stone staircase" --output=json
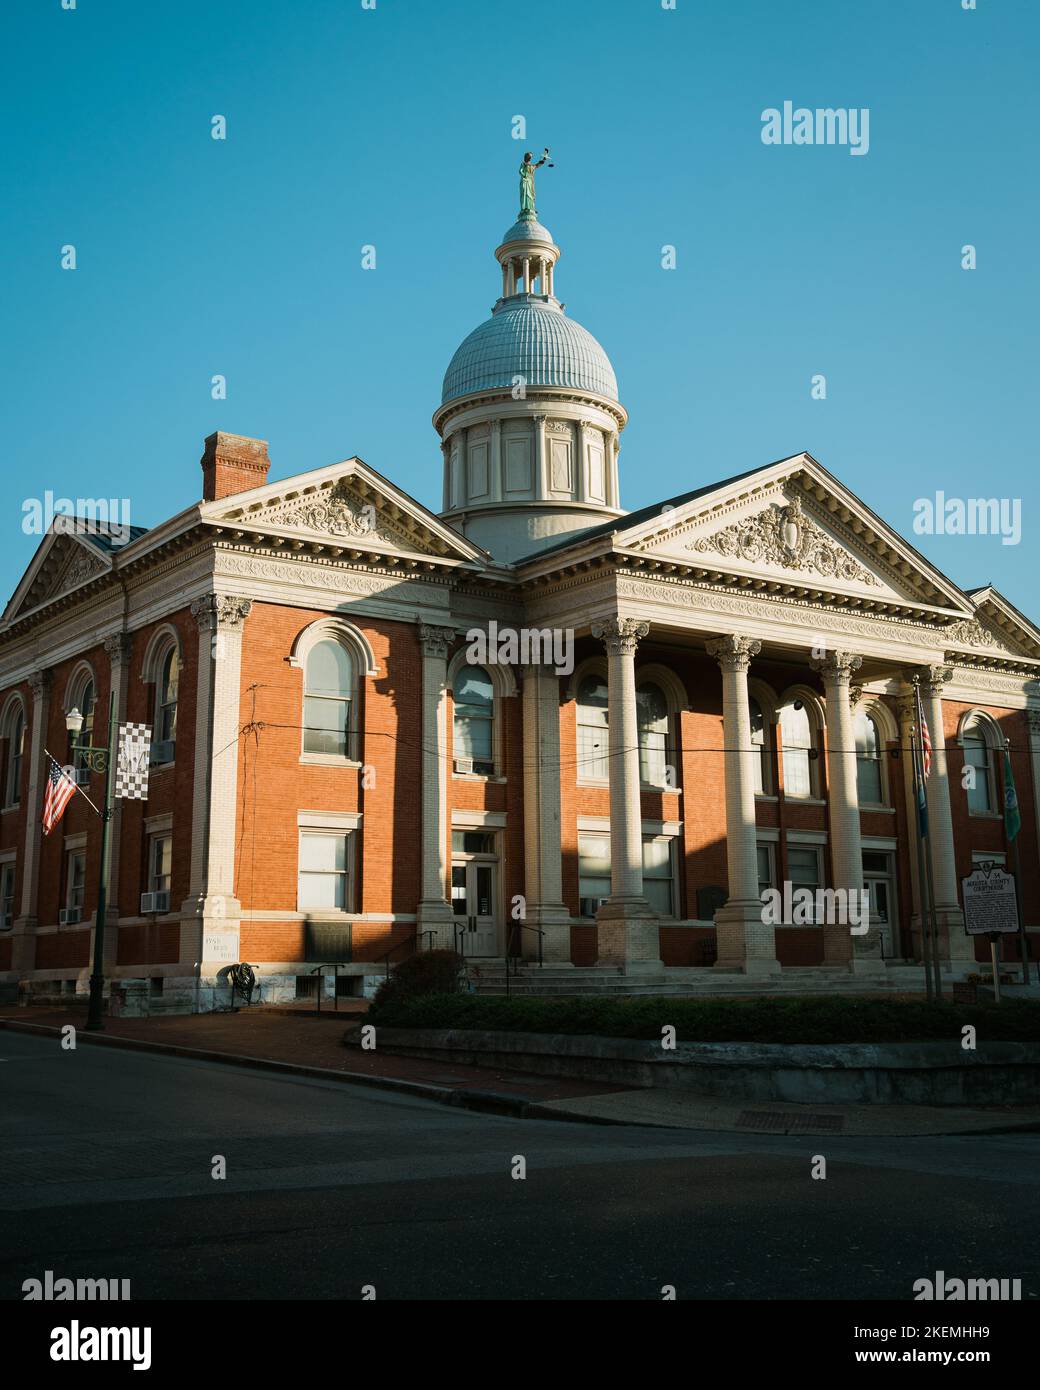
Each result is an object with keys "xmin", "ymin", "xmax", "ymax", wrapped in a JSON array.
[{"xmin": 463, "ymin": 961, "xmax": 959, "ymax": 998}]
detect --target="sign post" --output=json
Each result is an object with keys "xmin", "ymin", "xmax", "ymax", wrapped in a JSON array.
[{"xmin": 962, "ymin": 863, "xmax": 1020, "ymax": 1004}]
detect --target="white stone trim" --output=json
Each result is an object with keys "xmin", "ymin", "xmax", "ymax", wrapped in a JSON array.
[
  {"xmin": 63, "ymin": 831, "xmax": 87, "ymax": 851},
  {"xmin": 288, "ymin": 615, "xmax": 380, "ymax": 677},
  {"xmin": 139, "ymin": 623, "xmax": 183, "ymax": 683},
  {"xmin": 787, "ymin": 830, "xmax": 828, "ymax": 845},
  {"xmin": 144, "ymin": 812, "xmax": 174, "ymax": 834},
  {"xmin": 298, "ymin": 810, "xmax": 362, "ymax": 831},
  {"xmin": 451, "ymin": 809, "xmax": 507, "ymax": 828}
]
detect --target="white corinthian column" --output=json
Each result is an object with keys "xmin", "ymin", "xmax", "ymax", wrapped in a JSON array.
[
  {"xmin": 810, "ymin": 651, "xmax": 880, "ymax": 973},
  {"xmin": 918, "ymin": 666, "xmax": 975, "ymax": 971},
  {"xmin": 416, "ymin": 623, "xmax": 456, "ymax": 949},
  {"xmin": 706, "ymin": 635, "xmax": 779, "ymax": 975},
  {"xmin": 590, "ymin": 616, "xmax": 661, "ymax": 974}
]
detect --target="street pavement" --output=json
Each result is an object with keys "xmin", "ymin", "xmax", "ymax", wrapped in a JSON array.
[{"xmin": 2, "ymin": 1030, "xmax": 1038, "ymax": 1300}]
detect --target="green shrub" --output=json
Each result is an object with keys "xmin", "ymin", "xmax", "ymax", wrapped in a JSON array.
[
  {"xmin": 368, "ymin": 949, "xmax": 464, "ymax": 1012},
  {"xmin": 362, "ymin": 992, "xmax": 1040, "ymax": 1044}
]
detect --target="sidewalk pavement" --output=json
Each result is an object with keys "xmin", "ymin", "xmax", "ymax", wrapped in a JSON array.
[{"xmin": 3, "ymin": 1005, "xmax": 1039, "ymax": 1137}]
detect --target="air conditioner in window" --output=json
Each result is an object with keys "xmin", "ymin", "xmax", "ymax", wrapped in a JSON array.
[
  {"xmin": 59, "ymin": 907, "xmax": 81, "ymax": 926},
  {"xmin": 579, "ymin": 897, "xmax": 608, "ymax": 918},
  {"xmin": 140, "ymin": 891, "xmax": 170, "ymax": 915},
  {"xmin": 73, "ymin": 766, "xmax": 91, "ymax": 787},
  {"xmin": 151, "ymin": 740, "xmax": 175, "ymax": 765},
  {"xmin": 454, "ymin": 756, "xmax": 474, "ymax": 775}
]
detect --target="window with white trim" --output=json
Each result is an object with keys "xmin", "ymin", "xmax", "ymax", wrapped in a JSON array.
[
  {"xmin": 453, "ymin": 666, "xmax": 495, "ymax": 775},
  {"xmin": 303, "ymin": 640, "xmax": 354, "ymax": 758},
  {"xmin": 787, "ymin": 845, "xmax": 822, "ymax": 893},
  {"xmin": 157, "ymin": 647, "xmax": 179, "ymax": 749},
  {"xmin": 298, "ymin": 830, "xmax": 354, "ymax": 911},
  {"xmin": 962, "ymin": 717, "xmax": 996, "ymax": 815},
  {"xmin": 780, "ymin": 701, "xmax": 814, "ymax": 798},
  {"xmin": 3, "ymin": 704, "xmax": 24, "ymax": 808},
  {"xmin": 578, "ymin": 832, "xmax": 677, "ymax": 917},
  {"xmin": 148, "ymin": 835, "xmax": 172, "ymax": 896},
  {"xmin": 576, "ymin": 675, "xmax": 609, "ymax": 781},
  {"xmin": 750, "ymin": 698, "xmax": 768, "ymax": 795},
  {"xmin": 0, "ymin": 862, "xmax": 15, "ymax": 929},
  {"xmin": 855, "ymin": 710, "xmax": 884, "ymax": 805},
  {"xmin": 65, "ymin": 850, "xmax": 86, "ymax": 915},
  {"xmin": 636, "ymin": 682, "xmax": 669, "ymax": 786},
  {"xmin": 66, "ymin": 675, "xmax": 95, "ymax": 766},
  {"xmin": 756, "ymin": 842, "xmax": 775, "ymax": 897}
]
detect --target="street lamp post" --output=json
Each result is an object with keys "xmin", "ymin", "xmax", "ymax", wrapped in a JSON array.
[{"xmin": 66, "ymin": 690, "xmax": 118, "ymax": 1032}]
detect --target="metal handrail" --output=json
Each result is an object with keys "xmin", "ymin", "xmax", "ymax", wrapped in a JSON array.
[
  {"xmin": 504, "ymin": 922, "xmax": 546, "ymax": 997},
  {"xmin": 308, "ymin": 961, "xmax": 350, "ymax": 1013},
  {"xmin": 372, "ymin": 929, "xmax": 438, "ymax": 979}
]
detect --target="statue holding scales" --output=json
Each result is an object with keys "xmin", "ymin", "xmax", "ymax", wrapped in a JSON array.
[{"xmin": 519, "ymin": 147, "xmax": 553, "ymax": 218}]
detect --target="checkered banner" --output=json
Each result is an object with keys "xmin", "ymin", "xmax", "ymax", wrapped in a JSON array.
[{"xmin": 115, "ymin": 722, "xmax": 152, "ymax": 801}]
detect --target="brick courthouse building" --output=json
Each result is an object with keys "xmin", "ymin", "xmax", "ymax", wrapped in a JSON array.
[{"xmin": 1, "ymin": 202, "xmax": 1038, "ymax": 1008}]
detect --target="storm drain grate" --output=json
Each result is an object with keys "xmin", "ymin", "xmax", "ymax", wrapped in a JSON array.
[{"xmin": 736, "ymin": 1110, "xmax": 845, "ymax": 1133}]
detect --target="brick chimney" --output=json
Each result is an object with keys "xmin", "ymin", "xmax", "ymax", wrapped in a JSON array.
[{"xmin": 200, "ymin": 431, "xmax": 271, "ymax": 501}]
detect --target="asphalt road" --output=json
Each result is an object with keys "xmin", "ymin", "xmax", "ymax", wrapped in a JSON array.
[{"xmin": 2, "ymin": 1031, "xmax": 1038, "ymax": 1300}]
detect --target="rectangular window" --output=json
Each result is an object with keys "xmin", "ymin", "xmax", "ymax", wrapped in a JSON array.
[
  {"xmin": 578, "ymin": 833, "xmax": 612, "ymax": 912},
  {"xmin": 578, "ymin": 833, "xmax": 677, "ymax": 917},
  {"xmin": 66, "ymin": 850, "xmax": 86, "ymax": 911},
  {"xmin": 0, "ymin": 862, "xmax": 14, "ymax": 929},
  {"xmin": 642, "ymin": 838, "xmax": 675, "ymax": 917},
  {"xmin": 303, "ymin": 695, "xmax": 351, "ymax": 757},
  {"xmin": 787, "ymin": 846, "xmax": 821, "ymax": 891},
  {"xmin": 756, "ymin": 844, "xmax": 775, "ymax": 897},
  {"xmin": 298, "ymin": 831, "xmax": 351, "ymax": 910},
  {"xmin": 149, "ymin": 835, "xmax": 172, "ymax": 895},
  {"xmin": 451, "ymin": 830, "xmax": 495, "ymax": 854}
]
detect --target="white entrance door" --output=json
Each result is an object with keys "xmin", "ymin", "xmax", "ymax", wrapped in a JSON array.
[
  {"xmin": 863, "ymin": 851, "xmax": 897, "ymax": 958},
  {"xmin": 451, "ymin": 860, "xmax": 497, "ymax": 957}
]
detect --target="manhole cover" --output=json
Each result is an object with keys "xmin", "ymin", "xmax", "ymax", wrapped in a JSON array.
[{"xmin": 736, "ymin": 1110, "xmax": 845, "ymax": 1133}]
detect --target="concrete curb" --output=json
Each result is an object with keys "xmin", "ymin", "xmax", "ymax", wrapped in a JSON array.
[{"xmin": 0, "ymin": 1018, "xmax": 616, "ymax": 1127}]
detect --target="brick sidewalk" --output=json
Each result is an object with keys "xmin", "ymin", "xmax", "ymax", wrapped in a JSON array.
[{"xmin": 0, "ymin": 1005, "xmax": 633, "ymax": 1104}]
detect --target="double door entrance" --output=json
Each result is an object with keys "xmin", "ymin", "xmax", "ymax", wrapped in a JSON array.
[{"xmin": 451, "ymin": 830, "xmax": 499, "ymax": 957}]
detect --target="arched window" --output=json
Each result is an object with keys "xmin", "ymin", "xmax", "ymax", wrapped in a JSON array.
[
  {"xmin": 66, "ymin": 674, "xmax": 95, "ymax": 766},
  {"xmin": 749, "ymin": 697, "xmax": 767, "ymax": 795},
  {"xmin": 636, "ymin": 682, "xmax": 669, "ymax": 785},
  {"xmin": 157, "ymin": 646, "xmax": 179, "ymax": 748},
  {"xmin": 304, "ymin": 639, "xmax": 354, "ymax": 757},
  {"xmin": 453, "ymin": 666, "xmax": 495, "ymax": 776},
  {"xmin": 855, "ymin": 710, "xmax": 884, "ymax": 805},
  {"xmin": 3, "ymin": 703, "xmax": 24, "ymax": 808},
  {"xmin": 962, "ymin": 715, "xmax": 996, "ymax": 814},
  {"xmin": 577, "ymin": 674, "xmax": 609, "ymax": 781},
  {"xmin": 780, "ymin": 700, "xmax": 814, "ymax": 798}
]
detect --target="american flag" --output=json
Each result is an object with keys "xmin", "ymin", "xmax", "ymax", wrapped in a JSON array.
[
  {"xmin": 916, "ymin": 685, "xmax": 932, "ymax": 777},
  {"xmin": 42, "ymin": 757, "xmax": 77, "ymax": 835}
]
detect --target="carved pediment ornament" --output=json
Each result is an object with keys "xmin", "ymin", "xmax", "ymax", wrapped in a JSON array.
[
  {"xmin": 945, "ymin": 618, "xmax": 1004, "ymax": 650},
  {"xmin": 687, "ymin": 495, "xmax": 880, "ymax": 587},
  {"xmin": 251, "ymin": 481, "xmax": 422, "ymax": 551}
]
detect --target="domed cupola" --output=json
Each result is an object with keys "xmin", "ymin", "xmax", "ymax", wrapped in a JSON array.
[{"xmin": 434, "ymin": 183, "xmax": 626, "ymax": 563}]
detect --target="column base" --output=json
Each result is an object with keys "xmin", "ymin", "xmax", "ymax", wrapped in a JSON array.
[
  {"xmin": 935, "ymin": 906, "xmax": 978, "ymax": 973},
  {"xmin": 713, "ymin": 901, "xmax": 780, "ymax": 975},
  {"xmin": 416, "ymin": 898, "xmax": 455, "ymax": 952},
  {"xmin": 595, "ymin": 898, "xmax": 661, "ymax": 971},
  {"xmin": 522, "ymin": 904, "xmax": 573, "ymax": 964},
  {"xmin": 10, "ymin": 917, "xmax": 38, "ymax": 975},
  {"xmin": 178, "ymin": 896, "xmax": 242, "ymax": 973}
]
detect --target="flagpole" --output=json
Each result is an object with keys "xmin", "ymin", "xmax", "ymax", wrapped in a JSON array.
[
  {"xmin": 913, "ymin": 677, "xmax": 943, "ymax": 1002},
  {"xmin": 85, "ymin": 692, "xmax": 118, "ymax": 1032},
  {"xmin": 909, "ymin": 723, "xmax": 934, "ymax": 1003}
]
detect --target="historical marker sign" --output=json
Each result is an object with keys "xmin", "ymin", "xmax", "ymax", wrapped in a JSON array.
[{"xmin": 961, "ymin": 867, "xmax": 1019, "ymax": 936}]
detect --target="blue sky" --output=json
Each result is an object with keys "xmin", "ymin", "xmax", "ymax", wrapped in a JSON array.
[{"xmin": 2, "ymin": 0, "xmax": 1036, "ymax": 612}]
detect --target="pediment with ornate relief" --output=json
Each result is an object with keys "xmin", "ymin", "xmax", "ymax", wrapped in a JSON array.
[
  {"xmin": 945, "ymin": 615, "xmax": 1031, "ymax": 659},
  {"xmin": 207, "ymin": 465, "xmax": 479, "ymax": 562},
  {"xmin": 11, "ymin": 536, "xmax": 109, "ymax": 618}
]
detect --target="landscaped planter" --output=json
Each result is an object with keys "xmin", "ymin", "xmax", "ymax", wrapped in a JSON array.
[{"xmin": 357, "ymin": 1027, "xmax": 1040, "ymax": 1106}]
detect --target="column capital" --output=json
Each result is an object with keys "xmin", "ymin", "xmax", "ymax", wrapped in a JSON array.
[
  {"xmin": 28, "ymin": 670, "xmax": 52, "ymax": 700},
  {"xmin": 706, "ymin": 634, "xmax": 761, "ymax": 672},
  {"xmin": 917, "ymin": 664, "xmax": 954, "ymax": 697},
  {"xmin": 809, "ymin": 650, "xmax": 863, "ymax": 685},
  {"xmin": 417, "ymin": 622, "xmax": 455, "ymax": 660},
  {"xmin": 592, "ymin": 616, "xmax": 648, "ymax": 656},
  {"xmin": 103, "ymin": 631, "xmax": 133, "ymax": 666},
  {"xmin": 191, "ymin": 595, "xmax": 252, "ymax": 632}
]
